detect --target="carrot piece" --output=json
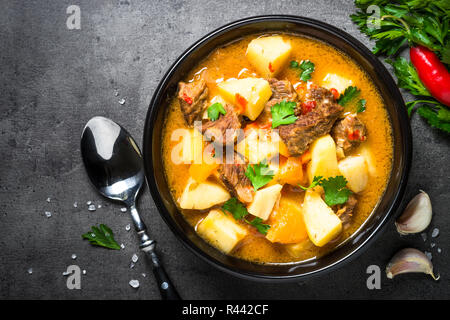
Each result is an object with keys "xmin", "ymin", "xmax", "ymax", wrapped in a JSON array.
[{"xmin": 278, "ymin": 156, "xmax": 303, "ymax": 186}]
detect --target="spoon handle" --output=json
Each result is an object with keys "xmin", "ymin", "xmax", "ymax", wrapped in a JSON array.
[{"xmin": 147, "ymin": 250, "xmax": 181, "ymax": 300}]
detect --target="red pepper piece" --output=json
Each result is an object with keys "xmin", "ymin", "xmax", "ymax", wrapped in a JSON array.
[
  {"xmin": 410, "ymin": 46, "xmax": 450, "ymax": 107},
  {"xmin": 268, "ymin": 62, "xmax": 275, "ymax": 73},
  {"xmin": 182, "ymin": 93, "xmax": 193, "ymax": 105},
  {"xmin": 330, "ymin": 88, "xmax": 339, "ymax": 100},
  {"xmin": 301, "ymin": 100, "xmax": 317, "ymax": 115}
]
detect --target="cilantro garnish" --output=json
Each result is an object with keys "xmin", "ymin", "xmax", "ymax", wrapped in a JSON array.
[
  {"xmin": 337, "ymin": 86, "xmax": 361, "ymax": 106},
  {"xmin": 301, "ymin": 175, "xmax": 352, "ymax": 206},
  {"xmin": 82, "ymin": 224, "xmax": 121, "ymax": 250},
  {"xmin": 245, "ymin": 160, "xmax": 274, "ymax": 191},
  {"xmin": 245, "ymin": 217, "xmax": 270, "ymax": 235},
  {"xmin": 299, "ymin": 175, "xmax": 323, "ymax": 190},
  {"xmin": 319, "ymin": 176, "xmax": 352, "ymax": 206},
  {"xmin": 386, "ymin": 58, "xmax": 431, "ymax": 97},
  {"xmin": 221, "ymin": 198, "xmax": 271, "ymax": 235},
  {"xmin": 271, "ymin": 100, "xmax": 298, "ymax": 128},
  {"xmin": 290, "ymin": 60, "xmax": 315, "ymax": 81},
  {"xmin": 207, "ymin": 102, "xmax": 227, "ymax": 121},
  {"xmin": 417, "ymin": 104, "xmax": 450, "ymax": 134},
  {"xmin": 356, "ymin": 99, "xmax": 366, "ymax": 113},
  {"xmin": 222, "ymin": 197, "xmax": 248, "ymax": 220}
]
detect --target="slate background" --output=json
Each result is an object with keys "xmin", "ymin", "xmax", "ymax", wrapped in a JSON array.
[{"xmin": 0, "ymin": 0, "xmax": 448, "ymax": 300}]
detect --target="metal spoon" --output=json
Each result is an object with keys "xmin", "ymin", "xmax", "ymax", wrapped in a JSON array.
[{"xmin": 80, "ymin": 116, "xmax": 180, "ymax": 300}]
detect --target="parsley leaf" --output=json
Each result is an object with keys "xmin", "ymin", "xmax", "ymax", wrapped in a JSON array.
[
  {"xmin": 82, "ymin": 224, "xmax": 121, "ymax": 250},
  {"xmin": 271, "ymin": 100, "xmax": 298, "ymax": 128},
  {"xmin": 319, "ymin": 176, "xmax": 352, "ymax": 206},
  {"xmin": 337, "ymin": 86, "xmax": 361, "ymax": 106},
  {"xmin": 356, "ymin": 99, "xmax": 367, "ymax": 113},
  {"xmin": 386, "ymin": 57, "xmax": 431, "ymax": 96},
  {"xmin": 207, "ymin": 102, "xmax": 226, "ymax": 121},
  {"xmin": 221, "ymin": 197, "xmax": 271, "ymax": 235},
  {"xmin": 417, "ymin": 104, "xmax": 450, "ymax": 133},
  {"xmin": 222, "ymin": 197, "xmax": 248, "ymax": 220},
  {"xmin": 299, "ymin": 175, "xmax": 323, "ymax": 190},
  {"xmin": 290, "ymin": 60, "xmax": 315, "ymax": 81},
  {"xmin": 245, "ymin": 160, "xmax": 274, "ymax": 191},
  {"xmin": 245, "ymin": 217, "xmax": 271, "ymax": 235}
]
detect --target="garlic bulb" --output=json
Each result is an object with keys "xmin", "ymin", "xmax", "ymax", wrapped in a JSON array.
[
  {"xmin": 386, "ymin": 248, "xmax": 439, "ymax": 280},
  {"xmin": 395, "ymin": 190, "xmax": 432, "ymax": 235}
]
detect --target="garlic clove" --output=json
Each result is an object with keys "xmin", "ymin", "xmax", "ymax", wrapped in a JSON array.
[
  {"xmin": 395, "ymin": 190, "xmax": 432, "ymax": 235},
  {"xmin": 386, "ymin": 248, "xmax": 439, "ymax": 280}
]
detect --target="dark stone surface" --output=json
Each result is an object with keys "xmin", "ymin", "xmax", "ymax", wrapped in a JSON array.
[{"xmin": 0, "ymin": 0, "xmax": 448, "ymax": 299}]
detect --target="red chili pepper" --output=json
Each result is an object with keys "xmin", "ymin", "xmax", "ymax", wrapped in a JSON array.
[
  {"xmin": 301, "ymin": 100, "xmax": 316, "ymax": 115},
  {"xmin": 330, "ymin": 88, "xmax": 339, "ymax": 100},
  {"xmin": 182, "ymin": 93, "xmax": 193, "ymax": 105},
  {"xmin": 235, "ymin": 93, "xmax": 247, "ymax": 113},
  {"xmin": 348, "ymin": 129, "xmax": 362, "ymax": 141},
  {"xmin": 268, "ymin": 62, "xmax": 275, "ymax": 73},
  {"xmin": 410, "ymin": 46, "xmax": 450, "ymax": 107}
]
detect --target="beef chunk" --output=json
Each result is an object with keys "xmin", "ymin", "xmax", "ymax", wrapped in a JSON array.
[
  {"xmin": 336, "ymin": 194, "xmax": 357, "ymax": 227},
  {"xmin": 201, "ymin": 104, "xmax": 242, "ymax": 145},
  {"xmin": 331, "ymin": 114, "xmax": 367, "ymax": 155},
  {"xmin": 218, "ymin": 153, "xmax": 254, "ymax": 203},
  {"xmin": 258, "ymin": 78, "xmax": 298, "ymax": 123},
  {"xmin": 177, "ymin": 79, "xmax": 208, "ymax": 126},
  {"xmin": 278, "ymin": 87, "xmax": 343, "ymax": 156}
]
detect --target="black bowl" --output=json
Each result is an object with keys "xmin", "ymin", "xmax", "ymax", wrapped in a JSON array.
[{"xmin": 143, "ymin": 15, "xmax": 412, "ymax": 282}]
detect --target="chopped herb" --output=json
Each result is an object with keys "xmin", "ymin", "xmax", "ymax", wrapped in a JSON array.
[
  {"xmin": 299, "ymin": 175, "xmax": 323, "ymax": 190},
  {"xmin": 337, "ymin": 86, "xmax": 361, "ymax": 106},
  {"xmin": 417, "ymin": 104, "xmax": 450, "ymax": 134},
  {"xmin": 271, "ymin": 100, "xmax": 298, "ymax": 128},
  {"xmin": 245, "ymin": 217, "xmax": 271, "ymax": 235},
  {"xmin": 222, "ymin": 197, "xmax": 248, "ymax": 220},
  {"xmin": 207, "ymin": 102, "xmax": 227, "ymax": 121},
  {"xmin": 221, "ymin": 197, "xmax": 271, "ymax": 235},
  {"xmin": 356, "ymin": 99, "xmax": 367, "ymax": 113},
  {"xmin": 319, "ymin": 176, "xmax": 352, "ymax": 206},
  {"xmin": 386, "ymin": 57, "xmax": 431, "ymax": 97},
  {"xmin": 82, "ymin": 224, "xmax": 121, "ymax": 250},
  {"xmin": 245, "ymin": 160, "xmax": 274, "ymax": 191},
  {"xmin": 290, "ymin": 60, "xmax": 315, "ymax": 81}
]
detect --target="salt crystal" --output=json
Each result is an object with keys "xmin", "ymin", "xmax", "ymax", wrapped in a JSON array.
[
  {"xmin": 62, "ymin": 271, "xmax": 70, "ymax": 276},
  {"xmin": 141, "ymin": 273, "xmax": 146, "ymax": 278},
  {"xmin": 114, "ymin": 90, "xmax": 119, "ymax": 96},
  {"xmin": 132, "ymin": 254, "xmax": 139, "ymax": 263},
  {"xmin": 86, "ymin": 201, "xmax": 92, "ymax": 205},
  {"xmin": 120, "ymin": 243, "xmax": 125, "ymax": 249},
  {"xmin": 71, "ymin": 254, "xmax": 77, "ymax": 260},
  {"xmin": 97, "ymin": 204, "xmax": 102, "ymax": 209},
  {"xmin": 130, "ymin": 262, "xmax": 135, "ymax": 269},
  {"xmin": 46, "ymin": 197, "xmax": 51, "ymax": 202},
  {"xmin": 118, "ymin": 98, "xmax": 126, "ymax": 105},
  {"xmin": 421, "ymin": 233, "xmax": 427, "ymax": 242},
  {"xmin": 129, "ymin": 279, "xmax": 139, "ymax": 288},
  {"xmin": 83, "ymin": 270, "xmax": 87, "ymax": 275},
  {"xmin": 125, "ymin": 224, "xmax": 131, "ymax": 231},
  {"xmin": 431, "ymin": 228, "xmax": 439, "ymax": 238},
  {"xmin": 121, "ymin": 207, "xmax": 127, "ymax": 212},
  {"xmin": 73, "ymin": 202, "xmax": 78, "ymax": 208},
  {"xmin": 45, "ymin": 211, "xmax": 52, "ymax": 218},
  {"xmin": 27, "ymin": 268, "xmax": 33, "ymax": 274},
  {"xmin": 431, "ymin": 242, "xmax": 436, "ymax": 248},
  {"xmin": 437, "ymin": 248, "xmax": 442, "ymax": 253},
  {"xmin": 88, "ymin": 204, "xmax": 96, "ymax": 211},
  {"xmin": 425, "ymin": 251, "xmax": 432, "ymax": 260}
]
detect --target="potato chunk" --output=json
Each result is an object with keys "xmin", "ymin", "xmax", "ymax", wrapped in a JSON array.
[
  {"xmin": 356, "ymin": 144, "xmax": 377, "ymax": 177},
  {"xmin": 246, "ymin": 36, "xmax": 292, "ymax": 78},
  {"xmin": 197, "ymin": 209, "xmax": 248, "ymax": 254},
  {"xmin": 171, "ymin": 128, "xmax": 203, "ymax": 164},
  {"xmin": 307, "ymin": 135, "xmax": 340, "ymax": 183},
  {"xmin": 237, "ymin": 128, "xmax": 286, "ymax": 164},
  {"xmin": 247, "ymin": 184, "xmax": 283, "ymax": 220},
  {"xmin": 179, "ymin": 178, "xmax": 230, "ymax": 210},
  {"xmin": 338, "ymin": 155, "xmax": 369, "ymax": 193},
  {"xmin": 302, "ymin": 189, "xmax": 342, "ymax": 247},
  {"xmin": 321, "ymin": 73, "xmax": 353, "ymax": 93},
  {"xmin": 217, "ymin": 78, "xmax": 272, "ymax": 121}
]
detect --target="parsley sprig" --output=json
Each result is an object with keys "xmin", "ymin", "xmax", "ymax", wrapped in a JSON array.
[
  {"xmin": 82, "ymin": 224, "xmax": 121, "ymax": 250},
  {"xmin": 300, "ymin": 175, "xmax": 352, "ymax": 206},
  {"xmin": 207, "ymin": 102, "xmax": 227, "ymax": 121},
  {"xmin": 221, "ymin": 198, "xmax": 271, "ymax": 235},
  {"xmin": 271, "ymin": 100, "xmax": 298, "ymax": 128},
  {"xmin": 290, "ymin": 60, "xmax": 315, "ymax": 81},
  {"xmin": 245, "ymin": 160, "xmax": 274, "ymax": 191},
  {"xmin": 337, "ymin": 86, "xmax": 366, "ymax": 114}
]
